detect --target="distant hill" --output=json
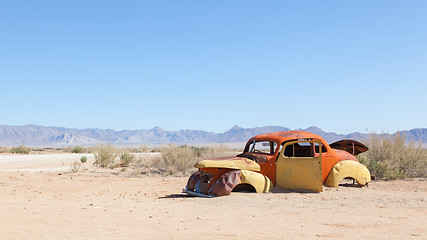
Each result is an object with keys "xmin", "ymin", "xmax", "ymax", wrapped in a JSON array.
[{"xmin": 0, "ymin": 124, "xmax": 425, "ymax": 147}]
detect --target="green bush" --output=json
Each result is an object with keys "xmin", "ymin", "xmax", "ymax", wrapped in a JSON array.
[
  {"xmin": 71, "ymin": 146, "xmax": 85, "ymax": 153},
  {"xmin": 357, "ymin": 133, "xmax": 427, "ymax": 179},
  {"xmin": 93, "ymin": 144, "xmax": 118, "ymax": 168},
  {"xmin": 80, "ymin": 156, "xmax": 88, "ymax": 163},
  {"xmin": 10, "ymin": 145, "xmax": 31, "ymax": 154}
]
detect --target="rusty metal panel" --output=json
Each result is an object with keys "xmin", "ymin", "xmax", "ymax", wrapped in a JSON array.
[{"xmin": 329, "ymin": 140, "xmax": 368, "ymax": 156}]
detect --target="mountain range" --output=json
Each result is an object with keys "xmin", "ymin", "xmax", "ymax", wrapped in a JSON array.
[{"xmin": 0, "ymin": 124, "xmax": 426, "ymax": 147}]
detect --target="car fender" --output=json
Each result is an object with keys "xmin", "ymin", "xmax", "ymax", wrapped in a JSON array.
[
  {"xmin": 209, "ymin": 170, "xmax": 273, "ymax": 196},
  {"xmin": 325, "ymin": 160, "xmax": 371, "ymax": 188},
  {"xmin": 186, "ymin": 171, "xmax": 201, "ymax": 192},
  {"xmin": 240, "ymin": 170, "xmax": 273, "ymax": 193}
]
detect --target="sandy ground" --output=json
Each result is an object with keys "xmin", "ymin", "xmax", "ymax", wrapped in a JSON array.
[
  {"xmin": 0, "ymin": 154, "xmax": 426, "ymax": 240},
  {"xmin": 0, "ymin": 153, "xmax": 95, "ymax": 172}
]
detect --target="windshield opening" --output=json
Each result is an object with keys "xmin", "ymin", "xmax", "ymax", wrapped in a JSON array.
[{"xmin": 245, "ymin": 141, "xmax": 278, "ymax": 155}]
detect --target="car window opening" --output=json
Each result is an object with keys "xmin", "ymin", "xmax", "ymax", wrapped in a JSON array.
[
  {"xmin": 315, "ymin": 143, "xmax": 327, "ymax": 153},
  {"xmin": 246, "ymin": 141, "xmax": 277, "ymax": 155},
  {"xmin": 283, "ymin": 140, "xmax": 319, "ymax": 158}
]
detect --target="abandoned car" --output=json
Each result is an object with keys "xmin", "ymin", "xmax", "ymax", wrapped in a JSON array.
[{"xmin": 185, "ymin": 131, "xmax": 371, "ymax": 197}]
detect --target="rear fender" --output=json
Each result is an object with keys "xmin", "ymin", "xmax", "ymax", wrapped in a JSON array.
[{"xmin": 325, "ymin": 160, "xmax": 371, "ymax": 188}]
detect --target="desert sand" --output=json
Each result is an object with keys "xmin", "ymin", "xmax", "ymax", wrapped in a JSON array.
[{"xmin": 0, "ymin": 154, "xmax": 426, "ymax": 240}]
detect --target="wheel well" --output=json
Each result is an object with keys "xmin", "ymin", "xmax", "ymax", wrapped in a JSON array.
[
  {"xmin": 338, "ymin": 177, "xmax": 359, "ymax": 186},
  {"xmin": 325, "ymin": 160, "xmax": 371, "ymax": 188},
  {"xmin": 232, "ymin": 183, "xmax": 256, "ymax": 192}
]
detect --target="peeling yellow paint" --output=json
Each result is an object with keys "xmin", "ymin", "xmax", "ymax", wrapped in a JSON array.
[
  {"xmin": 325, "ymin": 160, "xmax": 371, "ymax": 188},
  {"xmin": 276, "ymin": 140, "xmax": 323, "ymax": 192},
  {"xmin": 240, "ymin": 170, "xmax": 273, "ymax": 193},
  {"xmin": 195, "ymin": 158, "xmax": 260, "ymax": 171}
]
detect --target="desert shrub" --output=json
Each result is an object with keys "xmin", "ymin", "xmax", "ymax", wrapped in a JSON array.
[
  {"xmin": 150, "ymin": 144, "xmax": 198, "ymax": 175},
  {"xmin": 71, "ymin": 160, "xmax": 81, "ymax": 172},
  {"xmin": 62, "ymin": 147, "xmax": 72, "ymax": 152},
  {"xmin": 198, "ymin": 145, "xmax": 230, "ymax": 159},
  {"xmin": 80, "ymin": 156, "xmax": 88, "ymax": 163},
  {"xmin": 357, "ymin": 133, "xmax": 427, "ymax": 179},
  {"xmin": 71, "ymin": 146, "xmax": 85, "ymax": 153},
  {"xmin": 149, "ymin": 144, "xmax": 231, "ymax": 176},
  {"xmin": 62, "ymin": 145, "xmax": 91, "ymax": 153},
  {"xmin": 127, "ymin": 145, "xmax": 149, "ymax": 153},
  {"xmin": 0, "ymin": 147, "xmax": 10, "ymax": 153},
  {"xmin": 151, "ymin": 148, "xmax": 161, "ymax": 153},
  {"xmin": 93, "ymin": 143, "xmax": 118, "ymax": 168},
  {"xmin": 10, "ymin": 145, "xmax": 31, "ymax": 154},
  {"xmin": 119, "ymin": 151, "xmax": 135, "ymax": 167},
  {"xmin": 87, "ymin": 146, "xmax": 97, "ymax": 153},
  {"xmin": 140, "ymin": 145, "xmax": 149, "ymax": 152}
]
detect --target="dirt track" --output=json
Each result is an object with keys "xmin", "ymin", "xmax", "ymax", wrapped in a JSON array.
[{"xmin": 0, "ymin": 154, "xmax": 426, "ymax": 239}]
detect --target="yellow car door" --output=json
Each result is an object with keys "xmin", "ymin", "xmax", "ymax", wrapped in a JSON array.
[{"xmin": 276, "ymin": 140, "xmax": 323, "ymax": 192}]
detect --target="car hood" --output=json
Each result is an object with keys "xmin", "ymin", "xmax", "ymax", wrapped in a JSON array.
[
  {"xmin": 194, "ymin": 156, "xmax": 260, "ymax": 171},
  {"xmin": 329, "ymin": 140, "xmax": 369, "ymax": 156}
]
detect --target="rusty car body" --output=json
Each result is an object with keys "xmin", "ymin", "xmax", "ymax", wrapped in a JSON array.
[{"xmin": 185, "ymin": 131, "xmax": 370, "ymax": 196}]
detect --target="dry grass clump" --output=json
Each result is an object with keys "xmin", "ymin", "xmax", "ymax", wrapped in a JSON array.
[
  {"xmin": 93, "ymin": 144, "xmax": 137, "ymax": 168},
  {"xmin": 150, "ymin": 145, "xmax": 198, "ymax": 175},
  {"xmin": 197, "ymin": 145, "xmax": 230, "ymax": 159},
  {"xmin": 0, "ymin": 147, "xmax": 10, "ymax": 153},
  {"xmin": 357, "ymin": 133, "xmax": 427, "ymax": 179},
  {"xmin": 126, "ymin": 145, "xmax": 150, "ymax": 153},
  {"xmin": 93, "ymin": 144, "xmax": 118, "ymax": 168},
  {"xmin": 10, "ymin": 145, "xmax": 31, "ymax": 154},
  {"xmin": 70, "ymin": 160, "xmax": 81, "ymax": 172},
  {"xmin": 90, "ymin": 144, "xmax": 231, "ymax": 175},
  {"xmin": 148, "ymin": 144, "xmax": 231, "ymax": 176},
  {"xmin": 119, "ymin": 151, "xmax": 135, "ymax": 167}
]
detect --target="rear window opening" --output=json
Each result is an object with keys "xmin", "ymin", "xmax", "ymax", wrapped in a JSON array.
[{"xmin": 315, "ymin": 144, "xmax": 327, "ymax": 153}]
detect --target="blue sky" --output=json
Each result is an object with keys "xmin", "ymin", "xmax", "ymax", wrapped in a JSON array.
[{"xmin": 1, "ymin": 1, "xmax": 426, "ymax": 134}]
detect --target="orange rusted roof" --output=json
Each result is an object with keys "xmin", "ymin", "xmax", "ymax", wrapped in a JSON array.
[{"xmin": 248, "ymin": 131, "xmax": 327, "ymax": 144}]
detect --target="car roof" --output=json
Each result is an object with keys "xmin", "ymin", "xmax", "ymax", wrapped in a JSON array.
[{"xmin": 248, "ymin": 131, "xmax": 327, "ymax": 144}]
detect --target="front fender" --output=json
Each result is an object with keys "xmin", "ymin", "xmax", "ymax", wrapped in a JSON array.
[
  {"xmin": 186, "ymin": 171, "xmax": 201, "ymax": 192},
  {"xmin": 209, "ymin": 170, "xmax": 273, "ymax": 196},
  {"xmin": 240, "ymin": 170, "xmax": 273, "ymax": 193},
  {"xmin": 325, "ymin": 160, "xmax": 371, "ymax": 188}
]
